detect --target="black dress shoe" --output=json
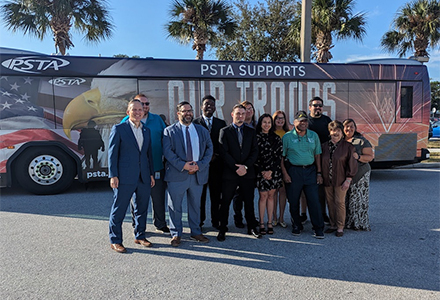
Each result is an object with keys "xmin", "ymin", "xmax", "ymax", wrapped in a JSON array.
[
  {"xmin": 217, "ymin": 231, "xmax": 226, "ymax": 242},
  {"xmin": 235, "ymin": 220, "xmax": 245, "ymax": 228},
  {"xmin": 156, "ymin": 226, "xmax": 170, "ymax": 233},
  {"xmin": 248, "ymin": 228, "xmax": 262, "ymax": 239}
]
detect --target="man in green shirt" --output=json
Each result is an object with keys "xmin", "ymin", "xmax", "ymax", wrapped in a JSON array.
[{"xmin": 281, "ymin": 111, "xmax": 325, "ymax": 239}]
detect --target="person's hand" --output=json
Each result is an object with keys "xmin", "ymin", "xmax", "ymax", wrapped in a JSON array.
[
  {"xmin": 235, "ymin": 164, "xmax": 247, "ymax": 176},
  {"xmin": 341, "ymin": 179, "xmax": 351, "ymax": 191},
  {"xmin": 150, "ymin": 176, "xmax": 155, "ymax": 188},
  {"xmin": 283, "ymin": 172, "xmax": 291, "ymax": 183},
  {"xmin": 317, "ymin": 174, "xmax": 323, "ymax": 185},
  {"xmin": 184, "ymin": 161, "xmax": 197, "ymax": 172},
  {"xmin": 110, "ymin": 177, "xmax": 119, "ymax": 189},
  {"xmin": 262, "ymin": 170, "xmax": 272, "ymax": 180}
]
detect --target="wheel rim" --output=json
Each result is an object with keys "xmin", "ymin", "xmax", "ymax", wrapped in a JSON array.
[{"xmin": 28, "ymin": 155, "xmax": 63, "ymax": 185}]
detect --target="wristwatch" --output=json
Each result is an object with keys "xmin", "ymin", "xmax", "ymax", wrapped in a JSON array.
[{"xmin": 244, "ymin": 165, "xmax": 248, "ymax": 170}]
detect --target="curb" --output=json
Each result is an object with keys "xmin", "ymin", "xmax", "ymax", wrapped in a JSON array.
[{"xmin": 394, "ymin": 162, "xmax": 440, "ymax": 169}]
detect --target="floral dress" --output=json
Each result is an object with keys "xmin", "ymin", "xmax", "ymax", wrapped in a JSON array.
[{"xmin": 255, "ymin": 132, "xmax": 283, "ymax": 191}]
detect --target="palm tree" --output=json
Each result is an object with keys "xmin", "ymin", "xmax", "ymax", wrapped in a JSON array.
[
  {"xmin": 166, "ymin": 0, "xmax": 236, "ymax": 60},
  {"xmin": 1, "ymin": 0, "xmax": 114, "ymax": 55},
  {"xmin": 381, "ymin": 0, "xmax": 440, "ymax": 59},
  {"xmin": 291, "ymin": 0, "xmax": 366, "ymax": 63}
]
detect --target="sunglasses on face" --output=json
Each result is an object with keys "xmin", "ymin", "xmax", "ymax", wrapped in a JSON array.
[
  {"xmin": 312, "ymin": 104, "xmax": 323, "ymax": 108},
  {"xmin": 142, "ymin": 102, "xmax": 150, "ymax": 106}
]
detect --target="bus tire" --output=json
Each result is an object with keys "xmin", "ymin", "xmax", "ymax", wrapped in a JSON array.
[{"xmin": 14, "ymin": 147, "xmax": 76, "ymax": 195}]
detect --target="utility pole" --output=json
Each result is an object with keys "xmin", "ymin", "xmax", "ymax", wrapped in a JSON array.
[{"xmin": 300, "ymin": 0, "xmax": 312, "ymax": 62}]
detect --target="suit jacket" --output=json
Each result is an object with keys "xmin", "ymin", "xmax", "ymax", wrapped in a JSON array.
[
  {"xmin": 219, "ymin": 124, "xmax": 258, "ymax": 180},
  {"xmin": 108, "ymin": 120, "xmax": 154, "ymax": 185},
  {"xmin": 163, "ymin": 122, "xmax": 213, "ymax": 185},
  {"xmin": 193, "ymin": 116, "xmax": 227, "ymax": 165}
]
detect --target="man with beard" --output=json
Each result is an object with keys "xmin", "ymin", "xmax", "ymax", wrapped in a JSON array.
[
  {"xmin": 281, "ymin": 110, "xmax": 325, "ymax": 239},
  {"xmin": 307, "ymin": 96, "xmax": 332, "ymax": 224},
  {"xmin": 193, "ymin": 95, "xmax": 227, "ymax": 229},
  {"xmin": 163, "ymin": 101, "xmax": 213, "ymax": 247}
]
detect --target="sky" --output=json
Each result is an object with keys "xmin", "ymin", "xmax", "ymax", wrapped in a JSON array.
[{"xmin": 0, "ymin": 0, "xmax": 439, "ymax": 81}]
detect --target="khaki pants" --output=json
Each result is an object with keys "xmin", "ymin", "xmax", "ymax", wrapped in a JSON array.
[{"xmin": 324, "ymin": 186, "xmax": 347, "ymax": 230}]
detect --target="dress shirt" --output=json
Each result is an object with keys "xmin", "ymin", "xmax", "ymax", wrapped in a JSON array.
[
  {"xmin": 128, "ymin": 119, "xmax": 144, "ymax": 150},
  {"xmin": 181, "ymin": 122, "xmax": 200, "ymax": 161}
]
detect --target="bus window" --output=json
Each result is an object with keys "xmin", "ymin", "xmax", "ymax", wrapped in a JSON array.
[{"xmin": 400, "ymin": 86, "xmax": 413, "ymax": 118}]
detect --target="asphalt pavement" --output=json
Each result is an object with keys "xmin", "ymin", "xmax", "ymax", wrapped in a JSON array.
[{"xmin": 0, "ymin": 166, "xmax": 439, "ymax": 300}]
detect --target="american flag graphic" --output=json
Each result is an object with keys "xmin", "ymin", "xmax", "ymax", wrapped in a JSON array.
[{"xmin": 0, "ymin": 76, "xmax": 80, "ymax": 173}]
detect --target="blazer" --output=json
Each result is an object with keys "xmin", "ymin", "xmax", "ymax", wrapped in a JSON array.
[
  {"xmin": 219, "ymin": 124, "xmax": 258, "ymax": 180},
  {"xmin": 163, "ymin": 122, "xmax": 213, "ymax": 185},
  {"xmin": 108, "ymin": 120, "xmax": 154, "ymax": 185},
  {"xmin": 193, "ymin": 116, "xmax": 227, "ymax": 164}
]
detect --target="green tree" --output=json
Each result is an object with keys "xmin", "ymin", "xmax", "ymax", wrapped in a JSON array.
[
  {"xmin": 431, "ymin": 81, "xmax": 440, "ymax": 110},
  {"xmin": 166, "ymin": 0, "xmax": 236, "ymax": 60},
  {"xmin": 381, "ymin": 0, "xmax": 440, "ymax": 58},
  {"xmin": 1, "ymin": 0, "xmax": 113, "ymax": 55},
  {"xmin": 291, "ymin": 0, "xmax": 367, "ymax": 63},
  {"xmin": 113, "ymin": 54, "xmax": 141, "ymax": 58},
  {"xmin": 215, "ymin": 0, "xmax": 299, "ymax": 62}
]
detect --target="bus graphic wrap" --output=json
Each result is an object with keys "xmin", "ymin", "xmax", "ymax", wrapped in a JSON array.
[{"xmin": 0, "ymin": 54, "xmax": 430, "ymax": 194}]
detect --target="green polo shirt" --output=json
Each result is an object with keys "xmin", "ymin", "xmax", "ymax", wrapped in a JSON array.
[{"xmin": 282, "ymin": 129, "xmax": 322, "ymax": 165}]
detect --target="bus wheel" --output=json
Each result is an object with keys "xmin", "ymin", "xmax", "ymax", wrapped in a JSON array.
[{"xmin": 15, "ymin": 147, "xmax": 76, "ymax": 195}]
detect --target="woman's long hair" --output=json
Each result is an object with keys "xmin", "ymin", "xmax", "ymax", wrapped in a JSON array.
[
  {"xmin": 272, "ymin": 110, "xmax": 290, "ymax": 132},
  {"xmin": 342, "ymin": 118, "xmax": 362, "ymax": 136}
]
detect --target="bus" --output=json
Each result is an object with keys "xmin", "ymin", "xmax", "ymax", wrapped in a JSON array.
[{"xmin": 0, "ymin": 50, "xmax": 431, "ymax": 194}]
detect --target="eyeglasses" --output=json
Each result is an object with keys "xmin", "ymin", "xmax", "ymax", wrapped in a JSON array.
[
  {"xmin": 141, "ymin": 102, "xmax": 150, "ymax": 106},
  {"xmin": 180, "ymin": 109, "xmax": 193, "ymax": 114},
  {"xmin": 312, "ymin": 104, "xmax": 323, "ymax": 108}
]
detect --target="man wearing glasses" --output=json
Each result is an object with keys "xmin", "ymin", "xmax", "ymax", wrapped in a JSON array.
[
  {"xmin": 308, "ymin": 96, "xmax": 332, "ymax": 224},
  {"xmin": 163, "ymin": 101, "xmax": 213, "ymax": 247},
  {"xmin": 122, "ymin": 94, "xmax": 170, "ymax": 234}
]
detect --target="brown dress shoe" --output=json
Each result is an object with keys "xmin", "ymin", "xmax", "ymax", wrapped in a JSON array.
[
  {"xmin": 171, "ymin": 236, "xmax": 181, "ymax": 247},
  {"xmin": 134, "ymin": 238, "xmax": 153, "ymax": 247},
  {"xmin": 111, "ymin": 243, "xmax": 127, "ymax": 253},
  {"xmin": 335, "ymin": 231, "xmax": 344, "ymax": 237},
  {"xmin": 190, "ymin": 234, "xmax": 209, "ymax": 243}
]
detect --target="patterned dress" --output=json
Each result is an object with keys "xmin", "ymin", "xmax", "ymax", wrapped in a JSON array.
[
  {"xmin": 345, "ymin": 134, "xmax": 372, "ymax": 231},
  {"xmin": 255, "ymin": 132, "xmax": 283, "ymax": 191}
]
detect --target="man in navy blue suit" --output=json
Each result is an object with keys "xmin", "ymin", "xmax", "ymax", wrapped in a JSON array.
[
  {"xmin": 108, "ymin": 100, "xmax": 155, "ymax": 253},
  {"xmin": 163, "ymin": 101, "xmax": 213, "ymax": 247}
]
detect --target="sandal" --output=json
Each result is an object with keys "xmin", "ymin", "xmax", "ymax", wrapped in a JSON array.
[
  {"xmin": 259, "ymin": 223, "xmax": 266, "ymax": 235},
  {"xmin": 267, "ymin": 222, "xmax": 274, "ymax": 235}
]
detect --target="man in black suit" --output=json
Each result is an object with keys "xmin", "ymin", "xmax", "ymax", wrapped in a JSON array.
[
  {"xmin": 193, "ymin": 95, "xmax": 227, "ymax": 229},
  {"xmin": 217, "ymin": 104, "xmax": 261, "ymax": 241}
]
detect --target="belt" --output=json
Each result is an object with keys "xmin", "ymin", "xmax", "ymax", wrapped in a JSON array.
[{"xmin": 292, "ymin": 164, "xmax": 314, "ymax": 169}]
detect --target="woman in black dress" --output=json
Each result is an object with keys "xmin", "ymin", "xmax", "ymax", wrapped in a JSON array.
[{"xmin": 255, "ymin": 114, "xmax": 283, "ymax": 234}]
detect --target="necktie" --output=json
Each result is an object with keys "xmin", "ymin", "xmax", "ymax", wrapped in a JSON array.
[
  {"xmin": 206, "ymin": 118, "xmax": 212, "ymax": 132},
  {"xmin": 186, "ymin": 126, "xmax": 193, "ymax": 161},
  {"xmin": 237, "ymin": 126, "xmax": 243, "ymax": 148}
]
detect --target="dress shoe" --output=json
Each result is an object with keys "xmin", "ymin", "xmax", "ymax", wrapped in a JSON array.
[
  {"xmin": 111, "ymin": 243, "xmax": 127, "ymax": 253},
  {"xmin": 335, "ymin": 231, "xmax": 344, "ymax": 237},
  {"xmin": 134, "ymin": 238, "xmax": 153, "ymax": 247},
  {"xmin": 156, "ymin": 226, "xmax": 170, "ymax": 233},
  {"xmin": 171, "ymin": 236, "xmax": 181, "ymax": 247},
  {"xmin": 190, "ymin": 234, "xmax": 210, "ymax": 243},
  {"xmin": 248, "ymin": 228, "xmax": 262, "ymax": 239},
  {"xmin": 217, "ymin": 231, "xmax": 226, "ymax": 242},
  {"xmin": 235, "ymin": 220, "xmax": 245, "ymax": 228}
]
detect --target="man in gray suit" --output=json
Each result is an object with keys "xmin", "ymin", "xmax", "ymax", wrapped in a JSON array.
[{"xmin": 163, "ymin": 101, "xmax": 213, "ymax": 247}]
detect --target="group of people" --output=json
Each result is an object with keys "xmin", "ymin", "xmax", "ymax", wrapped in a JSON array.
[{"xmin": 107, "ymin": 94, "xmax": 373, "ymax": 253}]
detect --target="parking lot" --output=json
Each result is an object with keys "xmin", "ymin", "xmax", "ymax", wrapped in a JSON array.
[{"xmin": 1, "ymin": 166, "xmax": 439, "ymax": 299}]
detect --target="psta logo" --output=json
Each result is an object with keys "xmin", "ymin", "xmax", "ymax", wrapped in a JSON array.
[
  {"xmin": 1, "ymin": 56, "xmax": 70, "ymax": 74},
  {"xmin": 49, "ymin": 77, "xmax": 86, "ymax": 87}
]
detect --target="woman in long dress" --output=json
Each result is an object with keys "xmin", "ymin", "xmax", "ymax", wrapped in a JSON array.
[{"xmin": 343, "ymin": 118, "xmax": 374, "ymax": 231}]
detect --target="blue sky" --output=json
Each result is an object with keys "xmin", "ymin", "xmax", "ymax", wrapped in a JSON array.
[{"xmin": 0, "ymin": 0, "xmax": 439, "ymax": 81}]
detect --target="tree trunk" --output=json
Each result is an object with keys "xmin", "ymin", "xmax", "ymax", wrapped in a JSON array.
[{"xmin": 315, "ymin": 31, "xmax": 333, "ymax": 63}]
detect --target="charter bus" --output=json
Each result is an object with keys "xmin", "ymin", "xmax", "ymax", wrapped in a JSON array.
[{"xmin": 0, "ymin": 49, "xmax": 431, "ymax": 194}]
